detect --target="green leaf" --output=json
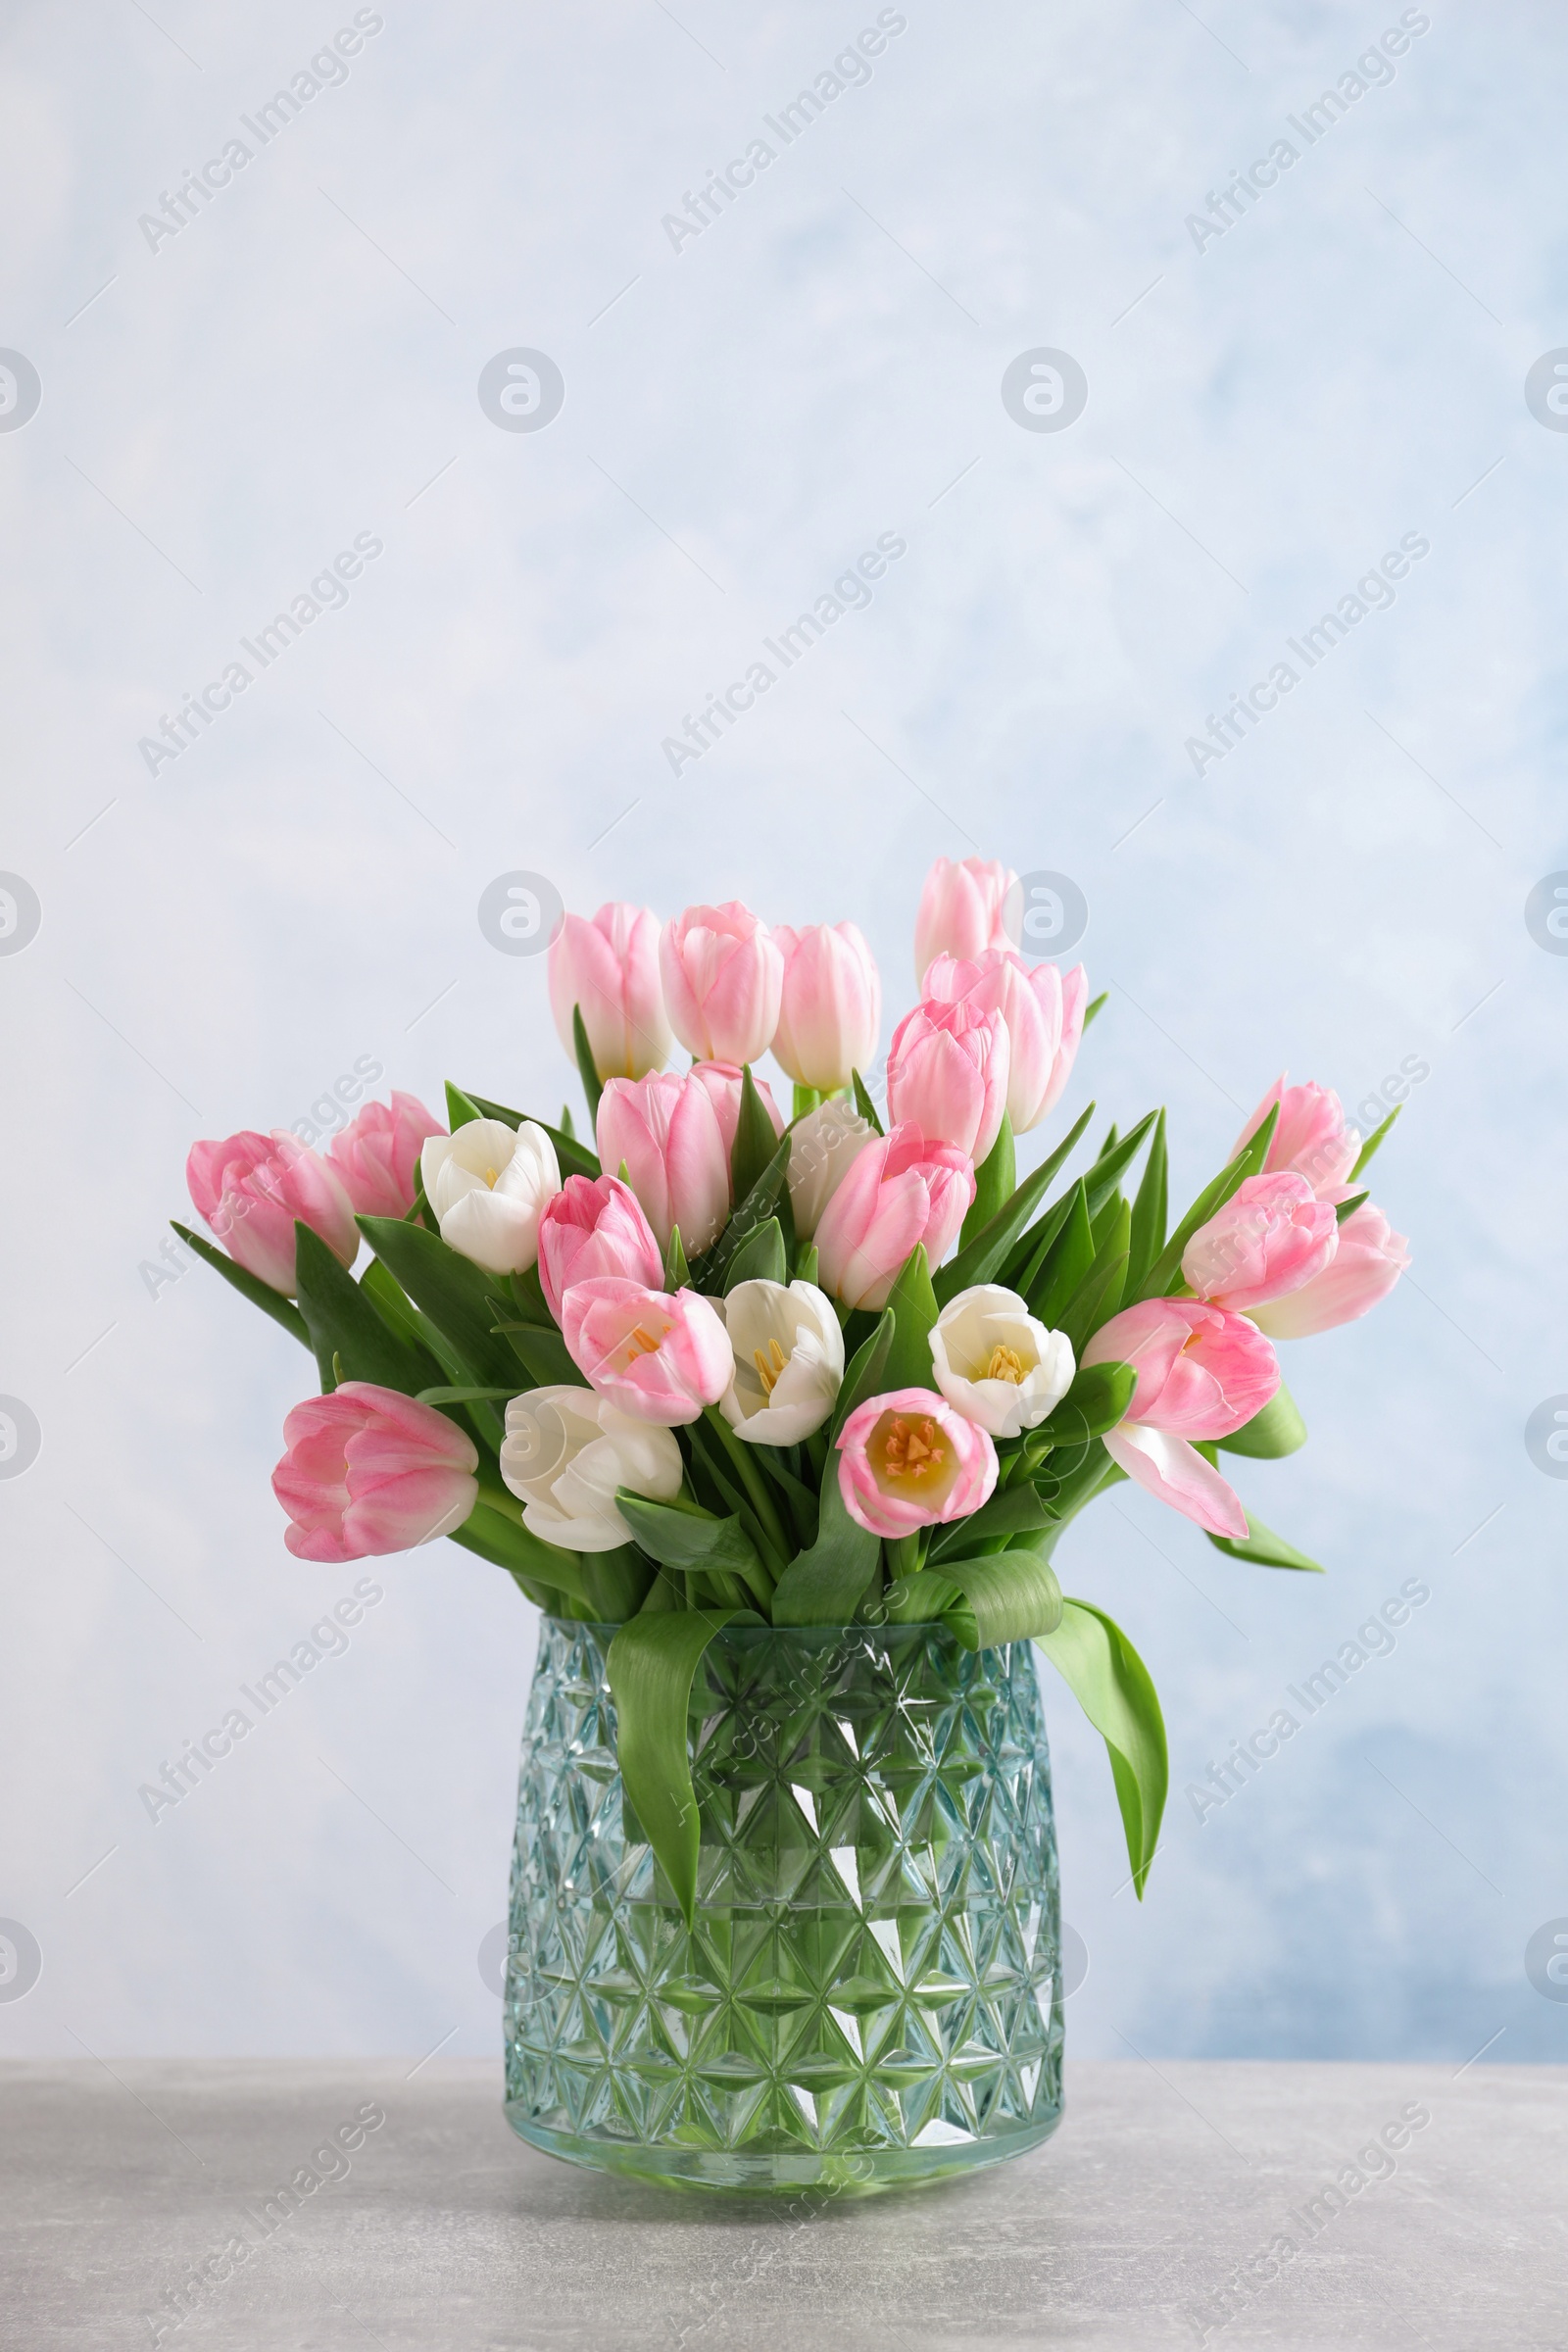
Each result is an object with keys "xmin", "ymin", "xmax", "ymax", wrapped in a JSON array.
[
  {"xmin": 723, "ymin": 1217, "xmax": 787, "ymax": 1292},
  {"xmin": 1127, "ymin": 1108, "xmax": 1168, "ymax": 1291},
  {"xmin": 1206, "ymin": 1510, "xmax": 1324, "ymax": 1573},
  {"xmin": 881, "ymin": 1244, "xmax": 940, "ymax": 1394},
  {"xmin": 1082, "ymin": 990, "xmax": 1107, "ymax": 1031},
  {"xmin": 934, "ymin": 1102, "xmax": 1097, "ymax": 1304},
  {"xmin": 358, "ymin": 1215, "xmax": 520, "ymax": 1389},
  {"xmin": 768, "ymin": 1471, "xmax": 880, "ymax": 1625},
  {"xmin": 1035, "ymin": 1598, "xmax": 1167, "ymax": 1897},
  {"xmin": 1336, "ymin": 1189, "xmax": 1369, "ymax": 1224},
  {"xmin": 688, "ymin": 1129, "xmax": 793, "ymax": 1294},
  {"xmin": 571, "ymin": 1004, "xmax": 604, "ymax": 1127},
  {"xmin": 663, "ymin": 1225, "xmax": 689, "ymax": 1290},
  {"xmin": 960, "ymin": 1115, "xmax": 1015, "ymax": 1251},
  {"xmin": 934, "ymin": 1547, "xmax": 1065, "ymax": 1647},
  {"xmin": 1031, "ymin": 1360, "xmax": 1138, "ymax": 1446},
  {"xmin": 795, "ymin": 1241, "xmax": 819, "ymax": 1287},
  {"xmin": 616, "ymin": 1493, "xmax": 764, "ymax": 1587},
  {"xmin": 1216, "ymin": 1382, "xmax": 1306, "ymax": 1457},
  {"xmin": 1137, "ymin": 1102, "xmax": 1280, "ymax": 1303},
  {"xmin": 170, "ymin": 1221, "xmax": 310, "ymax": 1348},
  {"xmin": 832, "ymin": 1306, "xmax": 894, "ymax": 1435},
  {"xmin": 416, "ymin": 1385, "xmax": 518, "ymax": 1405},
  {"xmin": 492, "ymin": 1318, "xmax": 577, "ymax": 1387},
  {"xmin": 445, "ymin": 1082, "xmax": 485, "ymax": 1131},
  {"xmin": 1082, "ymin": 1111, "xmax": 1158, "ymax": 1221},
  {"xmin": 851, "ymin": 1068, "xmax": 884, "ymax": 1135},
  {"xmin": 460, "ymin": 1093, "xmax": 601, "ymax": 1180},
  {"xmin": 293, "ymin": 1223, "xmax": 434, "ymax": 1395},
  {"xmin": 459, "ymin": 1502, "xmax": 595, "ymax": 1602},
  {"xmin": 360, "ymin": 1257, "xmax": 466, "ymax": 1383},
  {"xmin": 559, "ymin": 1104, "xmax": 575, "ymax": 1141},
  {"xmin": 1351, "ymin": 1103, "xmax": 1400, "ymax": 1180},
  {"xmin": 1009, "ymin": 1187, "xmax": 1081, "ymax": 1308},
  {"xmin": 730, "ymin": 1066, "xmax": 779, "ymax": 1206},
  {"xmin": 578, "ymin": 1544, "xmax": 655, "ymax": 1621},
  {"xmin": 1058, "ymin": 1198, "xmax": 1130, "ymax": 1354},
  {"xmin": 608, "ymin": 1606, "xmax": 736, "ymax": 1926},
  {"xmin": 927, "ymin": 1480, "xmax": 1053, "ymax": 1562}
]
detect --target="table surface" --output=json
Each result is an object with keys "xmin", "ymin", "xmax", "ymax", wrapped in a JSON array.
[{"xmin": 3, "ymin": 2058, "xmax": 1563, "ymax": 2349}]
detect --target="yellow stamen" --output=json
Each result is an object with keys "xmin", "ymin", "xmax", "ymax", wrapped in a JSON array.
[
  {"xmin": 483, "ymin": 1166, "xmax": 501, "ymax": 1187},
  {"xmin": 625, "ymin": 1325, "xmax": 664, "ymax": 1358},
  {"xmin": 881, "ymin": 1415, "xmax": 947, "ymax": 1481},
  {"xmin": 984, "ymin": 1344, "xmax": 1028, "ymax": 1385},
  {"xmin": 753, "ymin": 1337, "xmax": 788, "ymax": 1396}
]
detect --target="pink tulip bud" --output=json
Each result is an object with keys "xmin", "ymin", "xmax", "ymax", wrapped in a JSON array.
[
  {"xmin": 813, "ymin": 1121, "xmax": 976, "ymax": 1309},
  {"xmin": 186, "ymin": 1129, "xmax": 360, "ymax": 1297},
  {"xmin": 561, "ymin": 1278, "xmax": 735, "ymax": 1425},
  {"xmin": 913, "ymin": 856, "xmax": 1017, "ymax": 984},
  {"xmin": 660, "ymin": 901, "xmax": 784, "ymax": 1066},
  {"xmin": 688, "ymin": 1061, "xmax": 785, "ymax": 1163},
  {"xmin": 1083, "ymin": 1298, "xmax": 1280, "ymax": 1441},
  {"xmin": 1181, "ymin": 1173, "xmax": 1339, "ymax": 1314},
  {"xmin": 922, "ymin": 951, "xmax": 1087, "ymax": 1133},
  {"xmin": 325, "ymin": 1092, "xmax": 446, "ymax": 1220},
  {"xmin": 770, "ymin": 922, "xmax": 882, "ymax": 1094},
  {"xmin": 548, "ymin": 903, "xmax": 671, "ymax": 1081},
  {"xmin": 886, "ymin": 998, "xmax": 1010, "ymax": 1162},
  {"xmin": 271, "ymin": 1382, "xmax": 479, "ymax": 1562},
  {"xmin": 1250, "ymin": 1201, "xmax": 1410, "ymax": 1339},
  {"xmin": 1233, "ymin": 1075, "xmax": 1360, "ymax": 1201},
  {"xmin": 595, "ymin": 1072, "xmax": 731, "ymax": 1254},
  {"xmin": 836, "ymin": 1387, "xmax": 998, "ymax": 1539},
  {"xmin": 537, "ymin": 1174, "xmax": 663, "ymax": 1323}
]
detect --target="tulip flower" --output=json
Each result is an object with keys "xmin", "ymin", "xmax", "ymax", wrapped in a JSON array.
[
  {"xmin": 913, "ymin": 855, "xmax": 1017, "ymax": 984},
  {"xmin": 596, "ymin": 1071, "xmax": 731, "ymax": 1254},
  {"xmin": 929, "ymin": 1284, "xmax": 1075, "ymax": 1439},
  {"xmin": 837, "ymin": 1387, "xmax": 998, "ymax": 1539},
  {"xmin": 716, "ymin": 1279, "xmax": 845, "ymax": 1445},
  {"xmin": 272, "ymin": 1382, "xmax": 478, "ymax": 1561},
  {"xmin": 688, "ymin": 1061, "xmax": 785, "ymax": 1162},
  {"xmin": 1233, "ymin": 1076, "xmax": 1360, "ymax": 1201},
  {"xmin": 562, "ymin": 1278, "xmax": 735, "ymax": 1425},
  {"xmin": 537, "ymin": 1174, "xmax": 663, "ymax": 1323},
  {"xmin": 886, "ymin": 998, "xmax": 1010, "ymax": 1163},
  {"xmin": 769, "ymin": 922, "xmax": 882, "ymax": 1095},
  {"xmin": 1250, "ymin": 1202, "xmax": 1410, "ymax": 1339},
  {"xmin": 325, "ymin": 1092, "xmax": 446, "ymax": 1220},
  {"xmin": 499, "ymin": 1385, "xmax": 682, "ymax": 1551},
  {"xmin": 1181, "ymin": 1173, "xmax": 1339, "ymax": 1315},
  {"xmin": 187, "ymin": 1129, "xmax": 359, "ymax": 1296},
  {"xmin": 660, "ymin": 901, "xmax": 784, "ymax": 1066},
  {"xmin": 922, "ymin": 951, "xmax": 1087, "ymax": 1134},
  {"xmin": 814, "ymin": 1123, "xmax": 976, "ymax": 1310},
  {"xmin": 786, "ymin": 1098, "xmax": 879, "ymax": 1242},
  {"xmin": 548, "ymin": 902, "xmax": 671, "ymax": 1081},
  {"xmin": 419, "ymin": 1120, "xmax": 560, "ymax": 1276},
  {"xmin": 1083, "ymin": 1298, "xmax": 1281, "ymax": 1539}
]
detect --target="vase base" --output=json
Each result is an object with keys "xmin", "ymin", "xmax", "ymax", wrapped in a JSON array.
[{"xmin": 504, "ymin": 2101, "xmax": 1064, "ymax": 2196}]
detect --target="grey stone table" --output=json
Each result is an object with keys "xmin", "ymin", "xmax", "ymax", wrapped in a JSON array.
[{"xmin": 3, "ymin": 2060, "xmax": 1564, "ymax": 2349}]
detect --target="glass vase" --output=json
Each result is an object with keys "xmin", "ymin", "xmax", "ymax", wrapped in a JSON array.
[{"xmin": 503, "ymin": 1617, "xmax": 1064, "ymax": 2193}]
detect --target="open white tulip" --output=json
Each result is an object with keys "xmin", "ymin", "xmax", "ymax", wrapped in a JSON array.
[
  {"xmin": 499, "ymin": 1385, "xmax": 682, "ymax": 1551},
  {"xmin": 929, "ymin": 1283, "xmax": 1074, "ymax": 1439},
  {"xmin": 716, "ymin": 1278, "xmax": 845, "ymax": 1446},
  {"xmin": 419, "ymin": 1119, "xmax": 560, "ymax": 1275}
]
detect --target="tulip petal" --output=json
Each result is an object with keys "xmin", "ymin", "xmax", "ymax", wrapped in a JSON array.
[{"xmin": 1103, "ymin": 1425, "xmax": 1249, "ymax": 1539}]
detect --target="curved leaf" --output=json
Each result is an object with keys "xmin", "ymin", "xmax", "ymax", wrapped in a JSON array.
[
  {"xmin": 927, "ymin": 1479, "xmax": 1054, "ymax": 1562},
  {"xmin": 1032, "ymin": 1360, "xmax": 1137, "ymax": 1447},
  {"xmin": 723, "ymin": 1216, "xmax": 787, "ymax": 1292},
  {"xmin": 768, "ymin": 1472, "xmax": 879, "ymax": 1625},
  {"xmin": 935, "ymin": 1102, "xmax": 1096, "ymax": 1303},
  {"xmin": 730, "ymin": 1066, "xmax": 778, "ymax": 1204},
  {"xmin": 936, "ymin": 1546, "xmax": 1064, "ymax": 1647},
  {"xmin": 293, "ymin": 1222, "xmax": 435, "ymax": 1396},
  {"xmin": 960, "ymin": 1116, "xmax": 1015, "ymax": 1250},
  {"xmin": 170, "ymin": 1221, "xmax": 310, "ymax": 1348},
  {"xmin": 615, "ymin": 1493, "xmax": 764, "ymax": 1584},
  {"xmin": 608, "ymin": 1606, "xmax": 736, "ymax": 1926},
  {"xmin": 881, "ymin": 1244, "xmax": 940, "ymax": 1393},
  {"xmin": 1206, "ymin": 1510, "xmax": 1323, "ymax": 1573},
  {"xmin": 1217, "ymin": 1383, "xmax": 1306, "ymax": 1458},
  {"xmin": 359, "ymin": 1215, "xmax": 518, "ymax": 1389},
  {"xmin": 570, "ymin": 1004, "xmax": 604, "ymax": 1126},
  {"xmin": 1035, "ymin": 1598, "xmax": 1167, "ymax": 1898}
]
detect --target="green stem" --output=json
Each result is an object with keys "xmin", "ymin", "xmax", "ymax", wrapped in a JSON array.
[{"xmin": 703, "ymin": 1407, "xmax": 791, "ymax": 1578}]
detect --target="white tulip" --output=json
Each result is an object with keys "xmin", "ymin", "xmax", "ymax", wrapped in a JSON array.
[
  {"xmin": 786, "ymin": 1098, "xmax": 877, "ymax": 1242},
  {"xmin": 929, "ymin": 1283, "xmax": 1074, "ymax": 1439},
  {"xmin": 716, "ymin": 1278, "xmax": 845, "ymax": 1446},
  {"xmin": 420, "ymin": 1119, "xmax": 560, "ymax": 1276},
  {"xmin": 499, "ymin": 1385, "xmax": 682, "ymax": 1552}
]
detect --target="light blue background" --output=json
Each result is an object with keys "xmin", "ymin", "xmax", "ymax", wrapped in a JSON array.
[{"xmin": 1, "ymin": 0, "xmax": 1563, "ymax": 2071}]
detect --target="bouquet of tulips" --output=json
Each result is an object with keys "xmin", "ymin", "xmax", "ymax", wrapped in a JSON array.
[{"xmin": 175, "ymin": 857, "xmax": 1409, "ymax": 1913}]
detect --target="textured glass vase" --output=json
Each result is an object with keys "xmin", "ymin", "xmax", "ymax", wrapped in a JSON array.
[{"xmin": 503, "ymin": 1617, "xmax": 1064, "ymax": 2193}]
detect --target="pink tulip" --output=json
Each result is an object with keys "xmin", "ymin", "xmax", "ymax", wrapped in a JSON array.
[
  {"xmin": 325, "ymin": 1092, "xmax": 445, "ymax": 1220},
  {"xmin": 561, "ymin": 1278, "xmax": 734, "ymax": 1426},
  {"xmin": 596, "ymin": 1071, "xmax": 731, "ymax": 1254},
  {"xmin": 1083, "ymin": 1298, "xmax": 1280, "ymax": 1540},
  {"xmin": 922, "ymin": 951, "xmax": 1087, "ymax": 1133},
  {"xmin": 688, "ymin": 1061, "xmax": 785, "ymax": 1163},
  {"xmin": 271, "ymin": 1382, "xmax": 478, "ymax": 1562},
  {"xmin": 1094, "ymin": 1423, "xmax": 1250, "ymax": 1542},
  {"xmin": 886, "ymin": 998, "xmax": 1010, "ymax": 1162},
  {"xmin": 770, "ymin": 922, "xmax": 882, "ymax": 1094},
  {"xmin": 1250, "ymin": 1202, "xmax": 1410, "ymax": 1339},
  {"xmin": 1181, "ymin": 1173, "xmax": 1339, "ymax": 1314},
  {"xmin": 537, "ymin": 1174, "xmax": 663, "ymax": 1322},
  {"xmin": 1233, "ymin": 1076, "xmax": 1360, "ymax": 1201},
  {"xmin": 186, "ymin": 1129, "xmax": 359, "ymax": 1297},
  {"xmin": 836, "ymin": 1387, "xmax": 998, "ymax": 1539},
  {"xmin": 660, "ymin": 901, "xmax": 783, "ymax": 1066},
  {"xmin": 914, "ymin": 856, "xmax": 1017, "ymax": 984},
  {"xmin": 548, "ymin": 902, "xmax": 671, "ymax": 1081},
  {"xmin": 814, "ymin": 1122, "xmax": 976, "ymax": 1309}
]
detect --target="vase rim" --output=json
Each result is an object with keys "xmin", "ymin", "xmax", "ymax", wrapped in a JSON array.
[{"xmin": 539, "ymin": 1615, "xmax": 958, "ymax": 1636}]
